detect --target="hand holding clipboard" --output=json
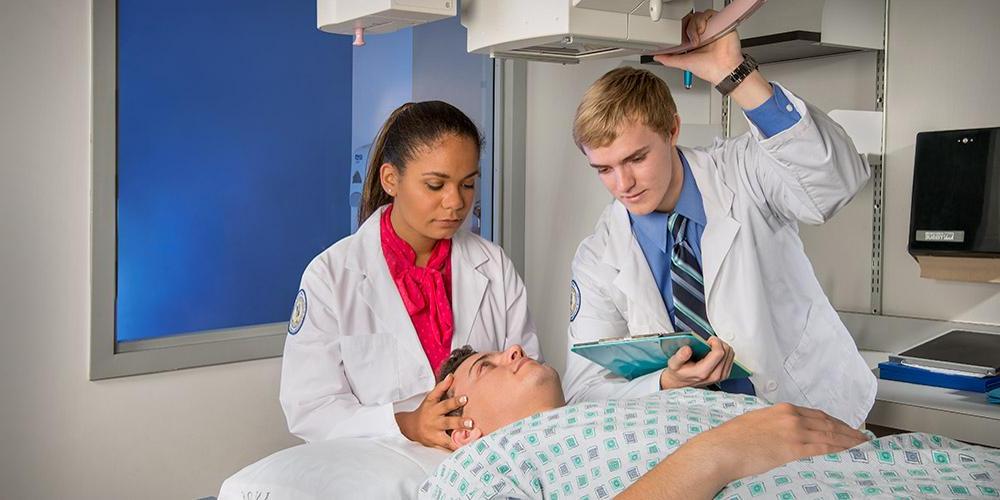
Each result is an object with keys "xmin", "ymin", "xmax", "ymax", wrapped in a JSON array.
[{"xmin": 571, "ymin": 333, "xmax": 751, "ymax": 382}]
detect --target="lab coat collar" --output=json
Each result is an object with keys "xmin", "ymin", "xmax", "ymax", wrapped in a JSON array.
[
  {"xmin": 347, "ymin": 206, "xmax": 489, "ymax": 362},
  {"xmin": 677, "ymin": 145, "xmax": 740, "ymax": 303},
  {"xmin": 675, "ymin": 150, "xmax": 708, "ymax": 227},
  {"xmin": 603, "ymin": 145, "xmax": 740, "ymax": 319},
  {"xmin": 604, "ymin": 201, "xmax": 673, "ymax": 332},
  {"xmin": 449, "ymin": 230, "xmax": 490, "ymax": 349},
  {"xmin": 627, "ymin": 149, "xmax": 708, "ymax": 253},
  {"xmin": 349, "ymin": 207, "xmax": 426, "ymax": 369}
]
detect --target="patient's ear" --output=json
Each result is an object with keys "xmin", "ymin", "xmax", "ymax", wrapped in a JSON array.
[{"xmin": 450, "ymin": 428, "xmax": 483, "ymax": 450}]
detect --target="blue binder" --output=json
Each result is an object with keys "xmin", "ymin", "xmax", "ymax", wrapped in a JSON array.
[{"xmin": 878, "ymin": 360, "xmax": 1000, "ymax": 393}]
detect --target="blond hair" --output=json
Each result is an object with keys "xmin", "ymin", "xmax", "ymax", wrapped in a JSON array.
[{"xmin": 573, "ymin": 66, "xmax": 678, "ymax": 150}]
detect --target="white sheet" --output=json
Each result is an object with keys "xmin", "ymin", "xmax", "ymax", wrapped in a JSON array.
[{"xmin": 219, "ymin": 436, "xmax": 448, "ymax": 500}]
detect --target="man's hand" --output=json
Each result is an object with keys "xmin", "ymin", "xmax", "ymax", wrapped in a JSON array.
[
  {"xmin": 653, "ymin": 10, "xmax": 772, "ymax": 109},
  {"xmin": 692, "ymin": 403, "xmax": 869, "ymax": 479},
  {"xmin": 395, "ymin": 373, "xmax": 473, "ymax": 451},
  {"xmin": 659, "ymin": 336, "xmax": 735, "ymax": 389},
  {"xmin": 653, "ymin": 10, "xmax": 743, "ymax": 86},
  {"xmin": 618, "ymin": 403, "xmax": 868, "ymax": 499}
]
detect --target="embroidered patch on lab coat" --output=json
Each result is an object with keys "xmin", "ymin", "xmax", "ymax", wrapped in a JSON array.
[
  {"xmin": 570, "ymin": 280, "xmax": 581, "ymax": 322},
  {"xmin": 288, "ymin": 289, "xmax": 307, "ymax": 335}
]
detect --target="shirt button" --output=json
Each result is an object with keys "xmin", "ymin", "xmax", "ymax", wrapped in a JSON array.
[
  {"xmin": 765, "ymin": 380, "xmax": 778, "ymax": 392},
  {"xmin": 785, "ymin": 104, "xmax": 794, "ymax": 112}
]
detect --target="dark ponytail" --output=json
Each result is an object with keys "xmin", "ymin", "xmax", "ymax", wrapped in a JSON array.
[{"xmin": 358, "ymin": 101, "xmax": 483, "ymax": 226}]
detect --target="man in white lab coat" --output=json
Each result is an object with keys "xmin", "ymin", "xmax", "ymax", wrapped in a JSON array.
[{"xmin": 563, "ymin": 11, "xmax": 876, "ymax": 427}]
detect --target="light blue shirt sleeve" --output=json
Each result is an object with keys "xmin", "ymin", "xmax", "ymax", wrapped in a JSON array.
[{"xmin": 743, "ymin": 84, "xmax": 802, "ymax": 138}]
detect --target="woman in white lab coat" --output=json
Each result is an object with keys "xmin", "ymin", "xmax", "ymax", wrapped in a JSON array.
[{"xmin": 280, "ymin": 101, "xmax": 541, "ymax": 449}]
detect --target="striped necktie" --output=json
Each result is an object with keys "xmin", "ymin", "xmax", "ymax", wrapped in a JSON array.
[
  {"xmin": 667, "ymin": 212, "xmax": 714, "ymax": 340},
  {"xmin": 669, "ymin": 212, "xmax": 756, "ymax": 395}
]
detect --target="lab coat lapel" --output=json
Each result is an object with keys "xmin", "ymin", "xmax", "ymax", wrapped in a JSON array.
[
  {"xmin": 450, "ymin": 232, "xmax": 489, "ymax": 348},
  {"xmin": 604, "ymin": 202, "xmax": 673, "ymax": 333},
  {"xmin": 349, "ymin": 209, "xmax": 427, "ymax": 369},
  {"xmin": 682, "ymin": 147, "xmax": 740, "ymax": 305}
]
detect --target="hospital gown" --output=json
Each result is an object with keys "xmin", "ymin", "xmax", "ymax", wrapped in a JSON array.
[{"xmin": 419, "ymin": 388, "xmax": 1000, "ymax": 499}]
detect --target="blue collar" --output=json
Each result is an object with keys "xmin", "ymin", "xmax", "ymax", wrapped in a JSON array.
[{"xmin": 629, "ymin": 149, "xmax": 707, "ymax": 253}]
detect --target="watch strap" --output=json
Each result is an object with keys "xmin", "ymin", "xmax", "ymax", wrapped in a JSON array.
[{"xmin": 715, "ymin": 53, "xmax": 758, "ymax": 96}]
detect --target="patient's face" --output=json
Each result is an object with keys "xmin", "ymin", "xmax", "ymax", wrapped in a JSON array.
[{"xmin": 449, "ymin": 345, "xmax": 565, "ymax": 444}]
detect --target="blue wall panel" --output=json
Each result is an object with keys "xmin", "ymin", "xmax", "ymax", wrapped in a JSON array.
[{"xmin": 117, "ymin": 0, "xmax": 352, "ymax": 341}]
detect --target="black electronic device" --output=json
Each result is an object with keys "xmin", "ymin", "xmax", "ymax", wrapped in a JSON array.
[
  {"xmin": 890, "ymin": 330, "xmax": 1000, "ymax": 377},
  {"xmin": 908, "ymin": 127, "xmax": 1000, "ymax": 258}
]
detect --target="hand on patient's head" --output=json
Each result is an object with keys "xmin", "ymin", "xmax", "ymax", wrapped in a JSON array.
[
  {"xmin": 436, "ymin": 345, "xmax": 566, "ymax": 450},
  {"xmin": 394, "ymin": 371, "xmax": 474, "ymax": 451}
]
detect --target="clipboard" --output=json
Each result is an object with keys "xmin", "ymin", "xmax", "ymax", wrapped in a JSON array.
[
  {"xmin": 570, "ymin": 333, "xmax": 752, "ymax": 381},
  {"xmin": 650, "ymin": 0, "xmax": 767, "ymax": 56}
]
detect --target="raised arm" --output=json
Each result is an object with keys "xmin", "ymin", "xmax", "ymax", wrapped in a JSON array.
[{"xmin": 657, "ymin": 10, "xmax": 868, "ymax": 227}]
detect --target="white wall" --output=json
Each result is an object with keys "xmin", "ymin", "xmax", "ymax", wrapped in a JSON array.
[
  {"xmin": 880, "ymin": 0, "xmax": 1000, "ymax": 324},
  {"xmin": 0, "ymin": 2, "xmax": 299, "ymax": 499}
]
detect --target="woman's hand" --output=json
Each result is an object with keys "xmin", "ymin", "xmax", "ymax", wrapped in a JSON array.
[
  {"xmin": 659, "ymin": 336, "xmax": 736, "ymax": 389},
  {"xmin": 395, "ymin": 373, "xmax": 473, "ymax": 450}
]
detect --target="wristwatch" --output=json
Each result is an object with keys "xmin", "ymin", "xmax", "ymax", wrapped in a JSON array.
[{"xmin": 715, "ymin": 53, "xmax": 758, "ymax": 96}]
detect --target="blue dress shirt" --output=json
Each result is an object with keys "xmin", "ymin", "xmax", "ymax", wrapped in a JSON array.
[{"xmin": 629, "ymin": 84, "xmax": 801, "ymax": 324}]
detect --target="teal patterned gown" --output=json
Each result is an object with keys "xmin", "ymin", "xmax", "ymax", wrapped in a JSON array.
[{"xmin": 419, "ymin": 388, "xmax": 1000, "ymax": 499}]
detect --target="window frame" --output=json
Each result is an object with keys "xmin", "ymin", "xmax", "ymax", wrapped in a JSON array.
[
  {"xmin": 90, "ymin": 0, "xmax": 512, "ymax": 379},
  {"xmin": 89, "ymin": 0, "xmax": 321, "ymax": 379}
]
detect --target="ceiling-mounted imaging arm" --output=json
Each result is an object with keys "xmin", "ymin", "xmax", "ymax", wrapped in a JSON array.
[{"xmin": 318, "ymin": 0, "xmax": 767, "ymax": 64}]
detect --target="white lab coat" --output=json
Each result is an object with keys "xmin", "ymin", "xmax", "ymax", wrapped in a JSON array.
[
  {"xmin": 564, "ymin": 84, "xmax": 877, "ymax": 427},
  {"xmin": 280, "ymin": 206, "xmax": 541, "ymax": 442}
]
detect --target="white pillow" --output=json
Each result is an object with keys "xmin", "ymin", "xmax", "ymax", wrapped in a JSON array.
[{"xmin": 219, "ymin": 437, "xmax": 448, "ymax": 500}]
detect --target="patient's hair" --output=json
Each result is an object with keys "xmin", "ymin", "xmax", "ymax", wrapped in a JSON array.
[
  {"xmin": 435, "ymin": 345, "xmax": 478, "ymax": 432},
  {"xmin": 436, "ymin": 345, "xmax": 478, "ymax": 383},
  {"xmin": 358, "ymin": 101, "xmax": 484, "ymax": 225},
  {"xmin": 573, "ymin": 66, "xmax": 678, "ymax": 151}
]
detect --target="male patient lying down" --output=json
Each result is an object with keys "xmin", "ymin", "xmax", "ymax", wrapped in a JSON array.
[{"xmin": 419, "ymin": 345, "xmax": 1000, "ymax": 499}]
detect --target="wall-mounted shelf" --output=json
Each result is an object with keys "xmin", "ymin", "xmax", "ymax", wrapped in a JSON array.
[
  {"xmin": 639, "ymin": 30, "xmax": 878, "ymax": 66},
  {"xmin": 741, "ymin": 30, "xmax": 876, "ymax": 64}
]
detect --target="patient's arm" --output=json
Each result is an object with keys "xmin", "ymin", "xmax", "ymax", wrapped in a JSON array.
[{"xmin": 618, "ymin": 403, "xmax": 869, "ymax": 500}]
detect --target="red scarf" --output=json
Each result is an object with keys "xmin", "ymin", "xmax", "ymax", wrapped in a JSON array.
[{"xmin": 380, "ymin": 205, "xmax": 455, "ymax": 372}]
